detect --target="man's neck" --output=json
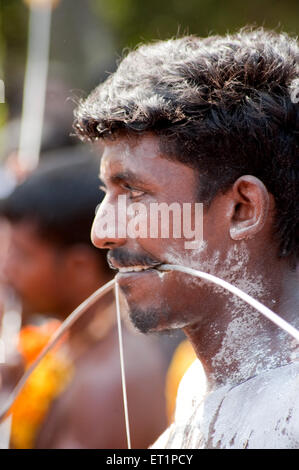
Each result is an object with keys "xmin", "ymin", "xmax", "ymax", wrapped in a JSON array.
[{"xmin": 184, "ymin": 264, "xmax": 299, "ymax": 392}]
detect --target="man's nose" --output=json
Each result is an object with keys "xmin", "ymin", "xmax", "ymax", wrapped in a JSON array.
[{"xmin": 91, "ymin": 198, "xmax": 127, "ymax": 249}]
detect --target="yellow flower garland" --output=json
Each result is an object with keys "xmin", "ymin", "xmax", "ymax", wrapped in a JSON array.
[{"xmin": 10, "ymin": 321, "xmax": 74, "ymax": 449}]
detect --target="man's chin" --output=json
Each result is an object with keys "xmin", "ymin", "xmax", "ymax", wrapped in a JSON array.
[{"xmin": 128, "ymin": 305, "xmax": 166, "ymax": 334}]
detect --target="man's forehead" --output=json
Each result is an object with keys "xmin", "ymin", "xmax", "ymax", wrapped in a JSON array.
[
  {"xmin": 98, "ymin": 133, "xmax": 198, "ymax": 194},
  {"xmin": 101, "ymin": 134, "xmax": 159, "ymax": 164},
  {"xmin": 99, "ymin": 134, "xmax": 165, "ymax": 183}
]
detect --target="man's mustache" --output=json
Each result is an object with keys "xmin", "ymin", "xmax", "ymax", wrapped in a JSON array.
[{"xmin": 107, "ymin": 248, "xmax": 161, "ymax": 270}]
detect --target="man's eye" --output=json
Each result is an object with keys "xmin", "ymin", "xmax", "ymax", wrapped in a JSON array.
[
  {"xmin": 122, "ymin": 184, "xmax": 144, "ymax": 199},
  {"xmin": 129, "ymin": 189, "xmax": 144, "ymax": 198}
]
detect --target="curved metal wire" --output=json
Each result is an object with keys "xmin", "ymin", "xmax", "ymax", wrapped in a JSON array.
[
  {"xmin": 158, "ymin": 264, "xmax": 299, "ymax": 342},
  {"xmin": 1, "ymin": 262, "xmax": 298, "ymax": 449},
  {"xmin": 0, "ymin": 279, "xmax": 115, "ymax": 422}
]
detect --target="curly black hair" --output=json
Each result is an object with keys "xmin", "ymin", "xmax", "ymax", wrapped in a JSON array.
[{"xmin": 74, "ymin": 28, "xmax": 299, "ymax": 263}]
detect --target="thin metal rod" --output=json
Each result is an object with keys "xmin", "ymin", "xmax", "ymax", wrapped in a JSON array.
[
  {"xmin": 114, "ymin": 281, "xmax": 131, "ymax": 449},
  {"xmin": 2, "ymin": 261, "xmax": 296, "ymax": 448},
  {"xmin": 0, "ymin": 2, "xmax": 52, "ymax": 447},
  {"xmin": 159, "ymin": 264, "xmax": 299, "ymax": 343},
  {"xmin": 0, "ymin": 279, "xmax": 115, "ymax": 422},
  {"xmin": 18, "ymin": 3, "xmax": 52, "ymax": 170}
]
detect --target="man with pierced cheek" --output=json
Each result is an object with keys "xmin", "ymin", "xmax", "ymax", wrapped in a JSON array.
[{"xmin": 74, "ymin": 28, "xmax": 299, "ymax": 449}]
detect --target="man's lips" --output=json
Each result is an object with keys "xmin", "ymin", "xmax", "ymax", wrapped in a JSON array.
[
  {"xmin": 116, "ymin": 264, "xmax": 162, "ymax": 273},
  {"xmin": 114, "ymin": 265, "xmax": 164, "ymax": 284}
]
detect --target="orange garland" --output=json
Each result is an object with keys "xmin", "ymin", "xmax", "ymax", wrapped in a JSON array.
[{"xmin": 10, "ymin": 320, "xmax": 73, "ymax": 449}]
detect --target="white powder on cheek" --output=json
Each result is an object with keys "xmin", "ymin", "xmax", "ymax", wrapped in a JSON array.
[
  {"xmin": 163, "ymin": 241, "xmax": 209, "ymax": 288},
  {"xmin": 164, "ymin": 240, "xmax": 285, "ymax": 385},
  {"xmin": 164, "ymin": 240, "xmax": 207, "ymax": 266},
  {"xmin": 163, "ymin": 241, "xmax": 269, "ymax": 297},
  {"xmin": 205, "ymin": 244, "xmax": 269, "ymax": 383},
  {"xmin": 201, "ymin": 243, "xmax": 268, "ymax": 298},
  {"xmin": 206, "ymin": 244, "xmax": 296, "ymax": 385}
]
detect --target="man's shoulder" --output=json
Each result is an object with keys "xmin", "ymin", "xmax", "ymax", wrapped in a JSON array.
[
  {"xmin": 208, "ymin": 361, "xmax": 299, "ymax": 448},
  {"xmin": 226, "ymin": 360, "xmax": 299, "ymax": 408},
  {"xmin": 154, "ymin": 360, "xmax": 299, "ymax": 449}
]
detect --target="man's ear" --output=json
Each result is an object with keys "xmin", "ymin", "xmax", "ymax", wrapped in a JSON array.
[{"xmin": 229, "ymin": 175, "xmax": 270, "ymax": 240}]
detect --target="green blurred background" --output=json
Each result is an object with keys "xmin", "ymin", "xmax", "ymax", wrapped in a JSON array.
[{"xmin": 0, "ymin": 0, "xmax": 298, "ymax": 160}]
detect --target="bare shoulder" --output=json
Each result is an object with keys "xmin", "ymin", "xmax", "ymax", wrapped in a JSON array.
[
  {"xmin": 207, "ymin": 361, "xmax": 299, "ymax": 448},
  {"xmin": 159, "ymin": 360, "xmax": 299, "ymax": 449}
]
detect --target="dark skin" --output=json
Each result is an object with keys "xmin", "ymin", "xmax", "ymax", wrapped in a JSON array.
[
  {"xmin": 3, "ymin": 221, "xmax": 107, "ymax": 321},
  {"xmin": 35, "ymin": 324, "xmax": 168, "ymax": 449},
  {"xmin": 92, "ymin": 132, "xmax": 299, "ymax": 391},
  {"xmin": 1, "ymin": 221, "xmax": 168, "ymax": 448}
]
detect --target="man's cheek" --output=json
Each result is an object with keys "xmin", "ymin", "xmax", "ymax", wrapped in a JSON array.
[{"xmin": 120, "ymin": 270, "xmax": 169, "ymax": 310}]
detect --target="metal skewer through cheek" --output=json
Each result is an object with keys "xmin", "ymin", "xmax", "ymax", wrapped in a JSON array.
[
  {"xmin": 158, "ymin": 264, "xmax": 299, "ymax": 343},
  {"xmin": 1, "ymin": 263, "xmax": 298, "ymax": 449}
]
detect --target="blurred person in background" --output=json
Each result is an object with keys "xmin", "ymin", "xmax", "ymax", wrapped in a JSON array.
[{"xmin": 0, "ymin": 154, "xmax": 168, "ymax": 448}]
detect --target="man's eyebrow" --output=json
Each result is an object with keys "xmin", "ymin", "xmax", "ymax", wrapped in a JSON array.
[{"xmin": 104, "ymin": 171, "xmax": 151, "ymax": 187}]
